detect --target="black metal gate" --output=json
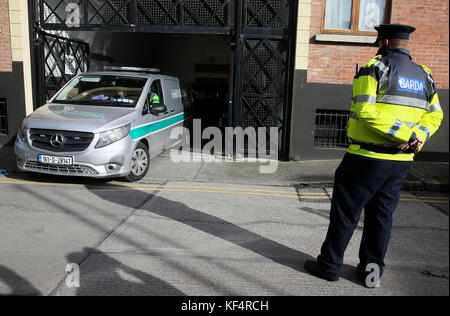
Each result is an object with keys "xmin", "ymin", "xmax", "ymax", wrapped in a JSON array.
[
  {"xmin": 36, "ymin": 0, "xmax": 297, "ymax": 158},
  {"xmin": 39, "ymin": 0, "xmax": 232, "ymax": 33},
  {"xmin": 232, "ymin": 0, "xmax": 297, "ymax": 159},
  {"xmin": 35, "ymin": 30, "xmax": 90, "ymax": 106}
]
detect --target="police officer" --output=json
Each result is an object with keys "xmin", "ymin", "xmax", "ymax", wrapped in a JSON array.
[
  {"xmin": 304, "ymin": 24, "xmax": 443, "ymax": 287},
  {"xmin": 150, "ymin": 91, "xmax": 160, "ymax": 109}
]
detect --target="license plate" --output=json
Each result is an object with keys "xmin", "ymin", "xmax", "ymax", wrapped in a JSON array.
[{"xmin": 38, "ymin": 155, "xmax": 73, "ymax": 165}]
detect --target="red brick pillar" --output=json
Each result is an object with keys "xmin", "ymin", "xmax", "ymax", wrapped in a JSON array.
[{"xmin": 0, "ymin": 0, "xmax": 12, "ymax": 72}]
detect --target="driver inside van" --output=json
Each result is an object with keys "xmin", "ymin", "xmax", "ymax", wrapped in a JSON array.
[
  {"xmin": 142, "ymin": 88, "xmax": 160, "ymax": 115},
  {"xmin": 149, "ymin": 89, "xmax": 160, "ymax": 109}
]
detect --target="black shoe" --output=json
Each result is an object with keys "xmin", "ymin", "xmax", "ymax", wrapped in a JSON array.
[
  {"xmin": 303, "ymin": 260, "xmax": 339, "ymax": 281},
  {"xmin": 356, "ymin": 263, "xmax": 364, "ymax": 277}
]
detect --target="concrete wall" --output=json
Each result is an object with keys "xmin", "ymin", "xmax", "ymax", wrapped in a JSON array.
[
  {"xmin": 295, "ymin": 0, "xmax": 312, "ymax": 70},
  {"xmin": 0, "ymin": 0, "xmax": 32, "ymax": 146},
  {"xmin": 0, "ymin": 61, "xmax": 26, "ymax": 145},
  {"xmin": 9, "ymin": 0, "xmax": 32, "ymax": 113}
]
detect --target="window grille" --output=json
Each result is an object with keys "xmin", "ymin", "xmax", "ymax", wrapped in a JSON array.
[
  {"xmin": 314, "ymin": 109, "xmax": 350, "ymax": 148},
  {"xmin": 0, "ymin": 98, "xmax": 7, "ymax": 136}
]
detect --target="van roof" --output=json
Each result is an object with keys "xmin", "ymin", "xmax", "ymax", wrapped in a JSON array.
[
  {"xmin": 104, "ymin": 66, "xmax": 160, "ymax": 73},
  {"xmin": 79, "ymin": 71, "xmax": 176, "ymax": 80}
]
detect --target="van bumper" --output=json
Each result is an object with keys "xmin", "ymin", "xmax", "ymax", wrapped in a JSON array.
[{"xmin": 14, "ymin": 135, "xmax": 135, "ymax": 178}]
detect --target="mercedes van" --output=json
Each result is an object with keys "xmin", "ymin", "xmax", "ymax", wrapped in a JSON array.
[{"xmin": 14, "ymin": 67, "xmax": 194, "ymax": 181}]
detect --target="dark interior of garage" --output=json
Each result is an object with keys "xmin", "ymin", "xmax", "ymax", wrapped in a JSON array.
[{"xmin": 68, "ymin": 31, "xmax": 232, "ymax": 132}]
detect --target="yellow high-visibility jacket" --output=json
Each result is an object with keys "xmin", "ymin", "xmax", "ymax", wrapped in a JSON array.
[
  {"xmin": 347, "ymin": 47, "xmax": 443, "ymax": 161},
  {"xmin": 150, "ymin": 93, "xmax": 160, "ymax": 106}
]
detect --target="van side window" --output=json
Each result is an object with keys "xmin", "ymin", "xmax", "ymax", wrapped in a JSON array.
[
  {"xmin": 163, "ymin": 79, "xmax": 182, "ymax": 109},
  {"xmin": 143, "ymin": 79, "xmax": 164, "ymax": 115},
  {"xmin": 150, "ymin": 80, "xmax": 164, "ymax": 104}
]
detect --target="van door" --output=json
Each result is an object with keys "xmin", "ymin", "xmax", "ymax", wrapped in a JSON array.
[
  {"xmin": 141, "ymin": 79, "xmax": 166, "ymax": 157},
  {"xmin": 162, "ymin": 78, "xmax": 184, "ymax": 148}
]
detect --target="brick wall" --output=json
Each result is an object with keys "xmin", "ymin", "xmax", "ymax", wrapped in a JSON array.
[
  {"xmin": 0, "ymin": 0, "xmax": 12, "ymax": 72},
  {"xmin": 308, "ymin": 0, "xmax": 449, "ymax": 89},
  {"xmin": 391, "ymin": 0, "xmax": 449, "ymax": 89}
]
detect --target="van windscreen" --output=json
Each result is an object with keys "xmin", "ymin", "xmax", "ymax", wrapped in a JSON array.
[{"xmin": 52, "ymin": 75, "xmax": 147, "ymax": 107}]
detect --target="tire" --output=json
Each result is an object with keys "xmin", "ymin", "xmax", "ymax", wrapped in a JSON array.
[{"xmin": 124, "ymin": 142, "xmax": 150, "ymax": 182}]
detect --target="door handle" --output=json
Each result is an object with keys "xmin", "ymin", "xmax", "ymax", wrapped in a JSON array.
[{"xmin": 171, "ymin": 109, "xmax": 175, "ymax": 113}]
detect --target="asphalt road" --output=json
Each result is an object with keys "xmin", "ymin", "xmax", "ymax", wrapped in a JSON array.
[{"xmin": 0, "ymin": 167, "xmax": 448, "ymax": 297}]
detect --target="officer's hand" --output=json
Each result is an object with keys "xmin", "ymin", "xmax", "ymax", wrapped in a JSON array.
[
  {"xmin": 396, "ymin": 142, "xmax": 410, "ymax": 151},
  {"xmin": 409, "ymin": 138, "xmax": 423, "ymax": 151}
]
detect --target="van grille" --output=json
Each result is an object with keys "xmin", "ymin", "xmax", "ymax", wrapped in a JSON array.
[
  {"xmin": 29, "ymin": 129, "xmax": 94, "ymax": 152},
  {"xmin": 24, "ymin": 161, "xmax": 98, "ymax": 175}
]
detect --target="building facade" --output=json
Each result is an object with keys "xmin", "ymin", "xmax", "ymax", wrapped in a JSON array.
[
  {"xmin": 0, "ymin": 0, "xmax": 448, "ymax": 161},
  {"xmin": 291, "ymin": 0, "xmax": 449, "ymax": 160},
  {"xmin": 0, "ymin": 0, "xmax": 33, "ymax": 146}
]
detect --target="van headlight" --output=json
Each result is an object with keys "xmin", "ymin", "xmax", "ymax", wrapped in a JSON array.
[
  {"xmin": 95, "ymin": 124, "xmax": 131, "ymax": 149},
  {"xmin": 18, "ymin": 122, "xmax": 28, "ymax": 142}
]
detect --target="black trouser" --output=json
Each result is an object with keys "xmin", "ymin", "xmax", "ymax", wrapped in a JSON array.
[{"xmin": 317, "ymin": 153, "xmax": 412, "ymax": 280}]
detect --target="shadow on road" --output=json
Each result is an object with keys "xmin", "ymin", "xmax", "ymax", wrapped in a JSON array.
[
  {"xmin": 86, "ymin": 183, "xmax": 363, "ymax": 288},
  {"xmin": 65, "ymin": 248, "xmax": 184, "ymax": 296},
  {"xmin": 0, "ymin": 166, "xmax": 364, "ymax": 294},
  {"xmin": 0, "ymin": 265, "xmax": 42, "ymax": 296}
]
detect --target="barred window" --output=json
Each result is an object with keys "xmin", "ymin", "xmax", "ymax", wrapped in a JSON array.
[
  {"xmin": 314, "ymin": 109, "xmax": 350, "ymax": 148},
  {"xmin": 0, "ymin": 98, "xmax": 7, "ymax": 136}
]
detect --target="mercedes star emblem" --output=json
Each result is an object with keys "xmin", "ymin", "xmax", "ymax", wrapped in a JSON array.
[{"xmin": 50, "ymin": 134, "xmax": 66, "ymax": 148}]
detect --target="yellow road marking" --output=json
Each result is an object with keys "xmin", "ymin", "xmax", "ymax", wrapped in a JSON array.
[
  {"xmin": 0, "ymin": 178, "xmax": 306, "ymax": 195},
  {"xmin": 0, "ymin": 178, "xmax": 298, "ymax": 194},
  {"xmin": 0, "ymin": 178, "xmax": 447, "ymax": 203}
]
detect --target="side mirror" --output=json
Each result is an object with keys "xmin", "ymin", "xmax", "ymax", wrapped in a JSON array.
[{"xmin": 150, "ymin": 103, "xmax": 167, "ymax": 115}]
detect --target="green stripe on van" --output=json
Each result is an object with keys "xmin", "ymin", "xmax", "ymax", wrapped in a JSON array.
[{"xmin": 130, "ymin": 113, "xmax": 184, "ymax": 140}]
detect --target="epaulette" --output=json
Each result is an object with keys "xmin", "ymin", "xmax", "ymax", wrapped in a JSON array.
[
  {"xmin": 363, "ymin": 55, "xmax": 382, "ymax": 68},
  {"xmin": 418, "ymin": 64, "xmax": 432, "ymax": 74}
]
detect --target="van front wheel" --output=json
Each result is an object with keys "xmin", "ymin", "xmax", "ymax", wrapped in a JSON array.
[{"xmin": 124, "ymin": 142, "xmax": 150, "ymax": 182}]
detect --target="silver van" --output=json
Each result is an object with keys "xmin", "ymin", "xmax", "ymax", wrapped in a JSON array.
[{"xmin": 14, "ymin": 67, "xmax": 193, "ymax": 181}]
